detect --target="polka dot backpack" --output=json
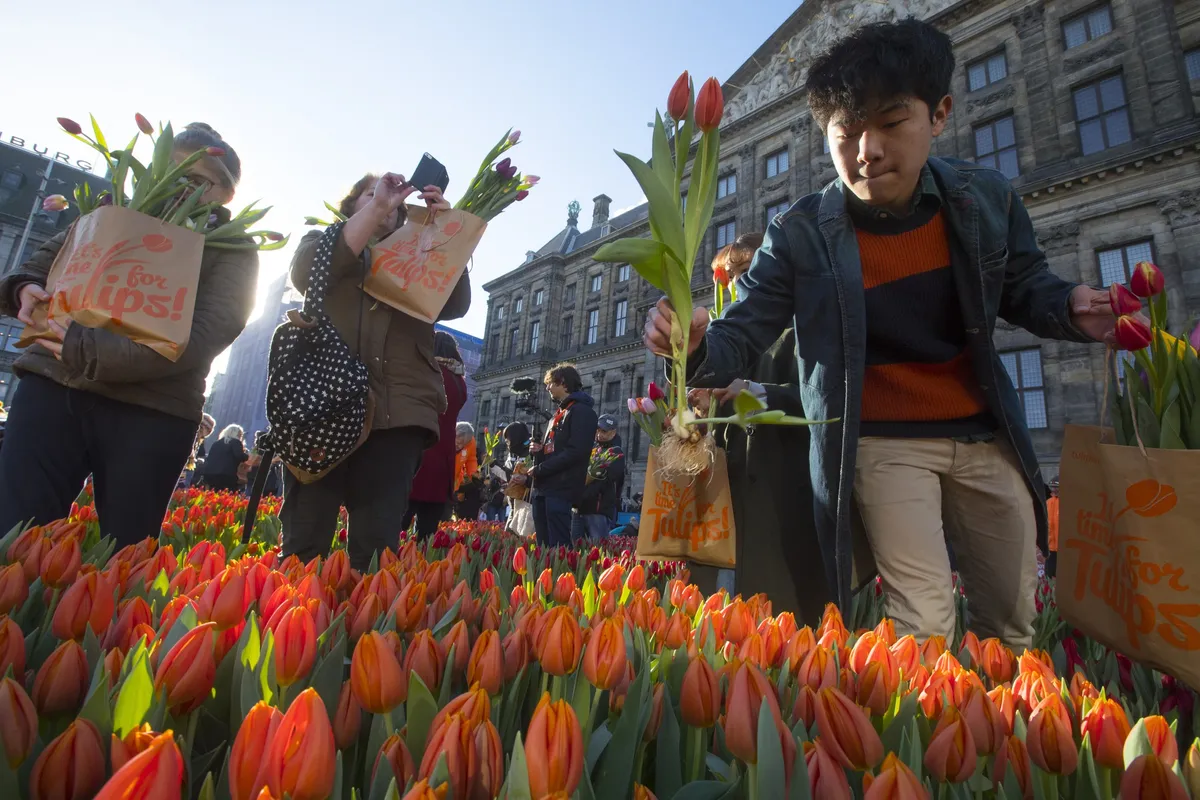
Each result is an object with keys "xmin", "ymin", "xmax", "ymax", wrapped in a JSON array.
[{"xmin": 243, "ymin": 222, "xmax": 372, "ymax": 538}]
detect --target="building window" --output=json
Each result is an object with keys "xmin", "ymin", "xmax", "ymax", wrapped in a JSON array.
[
  {"xmin": 973, "ymin": 115, "xmax": 1019, "ymax": 179},
  {"xmin": 617, "ymin": 264, "xmax": 631, "ymax": 282},
  {"xmin": 535, "ymin": 289, "xmax": 544, "ymax": 306},
  {"xmin": 480, "ymin": 399, "xmax": 491, "ymax": 420},
  {"xmin": 499, "ymin": 396, "xmax": 510, "ymax": 417},
  {"xmin": 509, "ymin": 328, "xmax": 520, "ymax": 357},
  {"xmin": 0, "ymin": 321, "xmax": 22, "ymax": 353},
  {"xmin": 765, "ymin": 148, "xmax": 789, "ymax": 178},
  {"xmin": 565, "ymin": 284, "xmax": 576, "ymax": 303},
  {"xmin": 529, "ymin": 320, "xmax": 540, "ymax": 354},
  {"xmin": 967, "ymin": 51, "xmax": 1008, "ymax": 92},
  {"xmin": 999, "ymin": 349, "xmax": 1048, "ymax": 429},
  {"xmin": 514, "ymin": 297, "xmax": 523, "ymax": 313},
  {"xmin": 614, "ymin": 300, "xmax": 628, "ymax": 337},
  {"xmin": 1063, "ymin": 5, "xmax": 1113, "ymax": 50},
  {"xmin": 561, "ymin": 316, "xmax": 574, "ymax": 350},
  {"xmin": 715, "ymin": 220, "xmax": 736, "ymax": 249},
  {"xmin": 590, "ymin": 274, "xmax": 602, "ymax": 293},
  {"xmin": 497, "ymin": 305, "xmax": 504, "ymax": 321},
  {"xmin": 1074, "ymin": 75, "xmax": 1131, "ymax": 155},
  {"xmin": 587, "ymin": 309, "xmax": 599, "ymax": 345},
  {"xmin": 766, "ymin": 200, "xmax": 790, "ymax": 225},
  {"xmin": 717, "ymin": 173, "xmax": 737, "ymax": 199},
  {"xmin": 1187, "ymin": 49, "xmax": 1200, "ymax": 81},
  {"xmin": 605, "ymin": 381, "xmax": 622, "ymax": 404},
  {"xmin": 1097, "ymin": 240, "xmax": 1154, "ymax": 287},
  {"xmin": 489, "ymin": 334, "xmax": 500, "ymax": 360}
]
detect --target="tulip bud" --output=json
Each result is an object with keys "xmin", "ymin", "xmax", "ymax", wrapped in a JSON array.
[
  {"xmin": 30, "ymin": 719, "xmax": 105, "ymax": 800},
  {"xmin": 1184, "ymin": 740, "xmax": 1200, "ymax": 797},
  {"xmin": 332, "ymin": 681, "xmax": 362, "ymax": 752},
  {"xmin": 502, "ymin": 628, "xmax": 529, "ymax": 682},
  {"xmin": 58, "ymin": 117, "xmax": 84, "ymax": 136},
  {"xmin": 42, "ymin": 194, "xmax": 69, "ymax": 213},
  {"xmin": 855, "ymin": 650, "xmax": 900, "ymax": 716},
  {"xmin": 205, "ymin": 146, "xmax": 226, "ymax": 157},
  {"xmin": 262, "ymin": 689, "xmax": 336, "ymax": 800},
  {"xmin": 645, "ymin": 683, "xmax": 666, "ymax": 742},
  {"xmin": 273, "ymin": 605, "xmax": 317, "ymax": 688},
  {"xmin": 508, "ymin": 130, "xmax": 521, "ymax": 145},
  {"xmin": 648, "ymin": 381, "xmax": 666, "ymax": 402},
  {"xmin": 960, "ymin": 686, "xmax": 1005, "ymax": 756},
  {"xmin": 52, "ymin": 570, "xmax": 116, "ymax": 641},
  {"xmin": 814, "ymin": 686, "xmax": 884, "ymax": 770},
  {"xmin": 0, "ymin": 615, "xmax": 26, "ymax": 681},
  {"xmin": 40, "ymin": 535, "xmax": 81, "ymax": 588},
  {"xmin": 95, "ymin": 729, "xmax": 185, "ymax": 800},
  {"xmin": 804, "ymin": 738, "xmax": 853, "ymax": 799},
  {"xmin": 924, "ymin": 705, "xmax": 976, "ymax": 783},
  {"xmin": 524, "ymin": 175, "xmax": 540, "ymax": 186},
  {"xmin": 1115, "ymin": 314, "xmax": 1153, "ymax": 351},
  {"xmin": 135, "ymin": 113, "xmax": 154, "ymax": 135},
  {"xmin": 1026, "ymin": 694, "xmax": 1078, "ymax": 775},
  {"xmin": 0, "ymin": 677, "xmax": 37, "ymax": 768},
  {"xmin": 373, "ymin": 732, "xmax": 416, "ymax": 789},
  {"xmin": 625, "ymin": 564, "xmax": 646, "ymax": 593},
  {"xmin": 582, "ymin": 618, "xmax": 626, "ymax": 691},
  {"xmin": 1080, "ymin": 697, "xmax": 1132, "ymax": 770},
  {"xmin": 640, "ymin": 397, "xmax": 657, "ymax": 414},
  {"xmin": 980, "ymin": 638, "xmax": 1015, "ymax": 684},
  {"xmin": 694, "ymin": 77, "xmax": 724, "ymax": 132},
  {"xmin": 467, "ymin": 629, "xmax": 504, "ymax": 695},
  {"xmin": 0, "ymin": 565, "xmax": 28, "ymax": 617},
  {"xmin": 516, "ymin": 189, "xmax": 529, "ymax": 201},
  {"xmin": 1131, "ymin": 261, "xmax": 1165, "ymax": 298},
  {"xmin": 626, "ymin": 398, "xmax": 639, "ymax": 414},
  {"xmin": 864, "ymin": 753, "xmax": 926, "ymax": 799},
  {"xmin": 400, "ymin": 780, "xmax": 447, "ymax": 800},
  {"xmin": 512, "ymin": 546, "xmax": 528, "ymax": 576},
  {"xmin": 525, "ymin": 693, "xmax": 584, "ymax": 799},
  {"xmin": 33, "ymin": 638, "xmax": 89, "ymax": 715},
  {"xmin": 1142, "ymin": 715, "xmax": 1180, "ymax": 765},
  {"xmin": 1121, "ymin": 753, "xmax": 1190, "ymax": 799},
  {"xmin": 1110, "ymin": 282, "xmax": 1143, "ymax": 315},
  {"xmin": 351, "ymin": 631, "xmax": 406, "ymax": 713},
  {"xmin": 725, "ymin": 661, "xmax": 784, "ymax": 763},
  {"xmin": 721, "ymin": 599, "xmax": 754, "ymax": 645},
  {"xmin": 667, "ymin": 71, "xmax": 690, "ymax": 120},
  {"xmin": 535, "ymin": 606, "xmax": 583, "ymax": 676},
  {"xmin": 417, "ymin": 713, "xmax": 473, "ymax": 800},
  {"xmin": 441, "ymin": 619, "xmax": 471, "ymax": 678},
  {"xmin": 154, "ymin": 622, "xmax": 218, "ymax": 715}
]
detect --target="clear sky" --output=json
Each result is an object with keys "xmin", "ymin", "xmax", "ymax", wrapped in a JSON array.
[{"xmin": 3, "ymin": 0, "xmax": 798, "ymax": 367}]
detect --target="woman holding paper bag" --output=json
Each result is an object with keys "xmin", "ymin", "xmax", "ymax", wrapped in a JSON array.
[
  {"xmin": 0, "ymin": 123, "xmax": 257, "ymax": 547},
  {"xmin": 280, "ymin": 172, "xmax": 471, "ymax": 570}
]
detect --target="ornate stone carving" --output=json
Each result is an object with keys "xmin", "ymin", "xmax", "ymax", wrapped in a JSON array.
[
  {"xmin": 722, "ymin": 0, "xmax": 954, "ymax": 126},
  {"xmin": 1158, "ymin": 191, "xmax": 1200, "ymax": 225},
  {"xmin": 790, "ymin": 117, "xmax": 811, "ymax": 137},
  {"xmin": 966, "ymin": 84, "xmax": 1016, "ymax": 114},
  {"xmin": 1013, "ymin": 3, "xmax": 1045, "ymax": 35},
  {"xmin": 738, "ymin": 144, "xmax": 756, "ymax": 161},
  {"xmin": 1035, "ymin": 222, "xmax": 1081, "ymax": 254},
  {"xmin": 1062, "ymin": 40, "xmax": 1127, "ymax": 73}
]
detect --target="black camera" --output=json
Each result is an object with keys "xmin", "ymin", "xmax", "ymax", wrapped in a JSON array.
[{"xmin": 510, "ymin": 376, "xmax": 549, "ymax": 420}]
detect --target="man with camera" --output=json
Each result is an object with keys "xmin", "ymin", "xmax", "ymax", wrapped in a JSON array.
[{"xmin": 510, "ymin": 363, "xmax": 596, "ymax": 546}]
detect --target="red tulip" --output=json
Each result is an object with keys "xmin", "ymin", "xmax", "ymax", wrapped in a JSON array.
[
  {"xmin": 648, "ymin": 382, "xmax": 666, "ymax": 402},
  {"xmin": 804, "ymin": 739, "xmax": 853, "ymax": 799},
  {"xmin": 1026, "ymin": 694, "xmax": 1078, "ymax": 775},
  {"xmin": 694, "ymin": 78, "xmax": 724, "ymax": 132},
  {"xmin": 351, "ymin": 631, "xmax": 406, "ymax": 713},
  {"xmin": 1110, "ymin": 282, "xmax": 1143, "ymax": 315},
  {"xmin": 33, "ymin": 638, "xmax": 89, "ymax": 715},
  {"xmin": 814, "ymin": 687, "xmax": 884, "ymax": 770},
  {"xmin": 512, "ymin": 546, "xmax": 527, "ymax": 576},
  {"xmin": 135, "ymin": 113, "xmax": 154, "ymax": 135},
  {"xmin": 0, "ymin": 677, "xmax": 37, "ymax": 768},
  {"xmin": 94, "ymin": 730, "xmax": 185, "ymax": 800},
  {"xmin": 667, "ymin": 71, "xmax": 690, "ymax": 120},
  {"xmin": 58, "ymin": 117, "xmax": 84, "ymax": 136},
  {"xmin": 0, "ymin": 615, "xmax": 26, "ymax": 680},
  {"xmin": 1121, "ymin": 754, "xmax": 1190, "ymax": 799},
  {"xmin": 262, "ymin": 689, "xmax": 336, "ymax": 800},
  {"xmin": 1131, "ymin": 261, "xmax": 1165, "ymax": 298},
  {"xmin": 154, "ymin": 622, "xmax": 218, "ymax": 715},
  {"xmin": 1080, "ymin": 697, "xmax": 1131, "ymax": 770},
  {"xmin": 1115, "ymin": 314, "xmax": 1153, "ymax": 351},
  {"xmin": 30, "ymin": 719, "xmax": 105, "ymax": 800},
  {"xmin": 273, "ymin": 605, "xmax": 317, "ymax": 687}
]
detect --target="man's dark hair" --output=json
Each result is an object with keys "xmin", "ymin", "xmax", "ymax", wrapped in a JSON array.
[
  {"xmin": 805, "ymin": 17, "xmax": 955, "ymax": 130},
  {"xmin": 544, "ymin": 363, "xmax": 583, "ymax": 393}
]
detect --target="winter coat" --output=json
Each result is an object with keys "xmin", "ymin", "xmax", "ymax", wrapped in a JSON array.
[
  {"xmin": 576, "ymin": 434, "xmax": 625, "ymax": 518},
  {"xmin": 530, "ymin": 391, "xmax": 597, "ymax": 503},
  {"xmin": 410, "ymin": 365, "xmax": 468, "ymax": 503},
  {"xmin": 203, "ymin": 437, "xmax": 248, "ymax": 483}
]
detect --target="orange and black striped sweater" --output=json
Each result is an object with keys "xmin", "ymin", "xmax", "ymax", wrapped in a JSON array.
[{"xmin": 851, "ymin": 196, "xmax": 997, "ymax": 438}]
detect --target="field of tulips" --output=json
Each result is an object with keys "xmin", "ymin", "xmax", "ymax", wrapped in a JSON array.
[{"xmin": 0, "ymin": 487, "xmax": 1198, "ymax": 800}]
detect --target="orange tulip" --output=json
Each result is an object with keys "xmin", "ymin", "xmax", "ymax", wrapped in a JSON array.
[
  {"xmin": 980, "ymin": 639, "xmax": 1015, "ymax": 684},
  {"xmin": 890, "ymin": 635, "xmax": 921, "ymax": 677},
  {"xmin": 466, "ymin": 629, "xmax": 503, "ymax": 695},
  {"xmin": 0, "ymin": 615, "xmax": 26, "ymax": 681},
  {"xmin": 473, "ymin": 719, "xmax": 505, "ymax": 800},
  {"xmin": 351, "ymin": 631, "xmax": 406, "ymax": 713},
  {"xmin": 154, "ymin": 621, "xmax": 218, "ymax": 714},
  {"xmin": 863, "ymin": 752, "xmax": 927, "ymax": 800},
  {"xmin": 0, "ymin": 564, "xmax": 28, "ymax": 616},
  {"xmin": 418, "ymin": 713, "xmax": 474, "ymax": 800},
  {"xmin": 1011, "ymin": 670, "xmax": 1053, "ymax": 718},
  {"xmin": 441, "ymin": 619, "xmax": 471, "ymax": 677},
  {"xmin": 94, "ymin": 730, "xmax": 184, "ymax": 800},
  {"xmin": 0, "ymin": 676, "xmax": 37, "ymax": 768},
  {"xmin": 272, "ymin": 605, "xmax": 317, "ymax": 688},
  {"xmin": 229, "ymin": 702, "xmax": 282, "ymax": 800},
  {"xmin": 320, "ymin": 548, "xmax": 352, "ymax": 593},
  {"xmin": 331, "ymin": 681, "xmax": 362, "ymax": 751},
  {"xmin": 502, "ymin": 628, "xmax": 529, "ymax": 681},
  {"xmin": 784, "ymin": 628, "xmax": 818, "ymax": 674},
  {"xmin": 40, "ymin": 536, "xmax": 81, "ymax": 588},
  {"xmin": 105, "ymin": 597, "xmax": 154, "ymax": 652},
  {"xmin": 856, "ymin": 647, "xmax": 901, "ymax": 716},
  {"xmin": 110, "ymin": 724, "xmax": 156, "ymax": 772},
  {"xmin": 814, "ymin": 686, "xmax": 884, "ymax": 770},
  {"xmin": 430, "ymin": 686, "xmax": 491, "ymax": 738},
  {"xmin": 1026, "ymin": 694, "xmax": 1078, "ymax": 775},
  {"xmin": 552, "ymin": 573, "xmax": 575, "ymax": 605},
  {"xmin": 406, "ymin": 629, "xmax": 445, "ymax": 692},
  {"xmin": 536, "ymin": 568, "xmax": 553, "ymax": 598},
  {"xmin": 32, "ymin": 638, "xmax": 89, "ymax": 715},
  {"xmin": 725, "ymin": 661, "xmax": 784, "ymax": 764},
  {"xmin": 848, "ymin": 632, "xmax": 881, "ymax": 674},
  {"xmin": 804, "ymin": 738, "xmax": 853, "ymax": 799},
  {"xmin": 960, "ymin": 685, "xmax": 1006, "ymax": 756},
  {"xmin": 797, "ymin": 646, "xmax": 838, "ymax": 691},
  {"xmin": 920, "ymin": 635, "xmax": 947, "ymax": 665},
  {"xmin": 373, "ymin": 732, "xmax": 416, "ymax": 788},
  {"xmin": 1080, "ymin": 697, "xmax": 1131, "ymax": 770},
  {"xmin": 1121, "ymin": 754, "xmax": 1190, "ymax": 799},
  {"xmin": 261, "ymin": 689, "xmax": 336, "ymax": 800},
  {"xmin": 393, "ymin": 581, "xmax": 428, "ymax": 633},
  {"xmin": 525, "ymin": 693, "xmax": 584, "ymax": 799},
  {"xmin": 959, "ymin": 631, "xmax": 983, "ymax": 668},
  {"xmin": 680, "ymin": 655, "xmax": 720, "ymax": 728},
  {"xmin": 663, "ymin": 611, "xmax": 691, "ymax": 651},
  {"xmin": 402, "ymin": 779, "xmax": 449, "ymax": 800},
  {"xmin": 512, "ymin": 546, "xmax": 528, "ymax": 576},
  {"xmin": 349, "ymin": 593, "xmax": 383, "ymax": 641},
  {"xmin": 1018, "ymin": 649, "xmax": 1056, "ymax": 682},
  {"xmin": 30, "ymin": 719, "xmax": 105, "ymax": 800},
  {"xmin": 991, "ymin": 735, "xmax": 1032, "ymax": 797},
  {"xmin": 536, "ymin": 606, "xmax": 583, "ymax": 676},
  {"xmin": 924, "ymin": 705, "xmax": 976, "ymax": 783},
  {"xmin": 625, "ymin": 564, "xmax": 646, "ymax": 593},
  {"xmin": 791, "ymin": 684, "xmax": 818, "ymax": 730},
  {"xmin": 645, "ymin": 683, "xmax": 666, "ymax": 742},
  {"xmin": 933, "ymin": 651, "xmax": 963, "ymax": 674},
  {"xmin": 582, "ymin": 618, "xmax": 626, "ymax": 691},
  {"xmin": 598, "ymin": 563, "xmax": 624, "ymax": 593},
  {"xmin": 721, "ymin": 599, "xmax": 754, "ymax": 645},
  {"xmin": 1143, "ymin": 716, "xmax": 1180, "ymax": 765}
]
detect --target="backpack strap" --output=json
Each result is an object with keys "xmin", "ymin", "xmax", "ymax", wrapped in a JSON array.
[
  {"xmin": 241, "ymin": 445, "xmax": 275, "ymax": 543},
  {"xmin": 300, "ymin": 221, "xmax": 347, "ymax": 319}
]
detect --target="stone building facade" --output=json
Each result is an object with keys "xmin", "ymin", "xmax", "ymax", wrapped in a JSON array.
[{"xmin": 473, "ymin": 0, "xmax": 1200, "ymax": 492}]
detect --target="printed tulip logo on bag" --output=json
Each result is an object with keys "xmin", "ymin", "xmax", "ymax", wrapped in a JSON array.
[
  {"xmin": 52, "ymin": 233, "xmax": 191, "ymax": 325},
  {"xmin": 645, "ymin": 472, "xmax": 729, "ymax": 552}
]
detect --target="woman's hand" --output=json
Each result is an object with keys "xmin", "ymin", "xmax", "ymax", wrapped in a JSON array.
[
  {"xmin": 418, "ymin": 185, "xmax": 451, "ymax": 211},
  {"xmin": 688, "ymin": 388, "xmax": 712, "ymax": 416},
  {"xmin": 16, "ymin": 284, "xmax": 50, "ymax": 326},
  {"xmin": 41, "ymin": 319, "xmax": 71, "ymax": 361},
  {"xmin": 367, "ymin": 173, "xmax": 417, "ymax": 216},
  {"xmin": 712, "ymin": 379, "xmax": 750, "ymax": 404}
]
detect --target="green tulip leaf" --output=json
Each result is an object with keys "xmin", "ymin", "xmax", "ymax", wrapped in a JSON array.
[
  {"xmin": 755, "ymin": 701, "xmax": 787, "ymax": 797},
  {"xmin": 655, "ymin": 689, "xmax": 683, "ymax": 799},
  {"xmin": 613, "ymin": 150, "xmax": 685, "ymax": 268},
  {"xmin": 593, "ymin": 665, "xmax": 650, "ymax": 798},
  {"xmin": 586, "ymin": 720, "xmax": 613, "ymax": 773},
  {"xmin": 651, "ymin": 111, "xmax": 676, "ymax": 208},
  {"xmin": 1124, "ymin": 718, "xmax": 1156, "ymax": 767},
  {"xmin": 310, "ymin": 634, "xmax": 347, "ymax": 723},
  {"xmin": 431, "ymin": 596, "xmax": 463, "ymax": 638},
  {"xmin": 671, "ymin": 781, "xmax": 739, "ymax": 800},
  {"xmin": 1160, "ymin": 400, "xmax": 1186, "ymax": 449},
  {"xmin": 733, "ymin": 388, "xmax": 767, "ymax": 417},
  {"xmin": 437, "ymin": 643, "xmax": 456, "ymax": 708},
  {"xmin": 405, "ymin": 670, "xmax": 439, "ymax": 761},
  {"xmin": 367, "ymin": 744, "xmax": 396, "ymax": 800},
  {"xmin": 505, "ymin": 732, "xmax": 534, "ymax": 800},
  {"xmin": 113, "ymin": 649, "xmax": 154, "ymax": 738},
  {"xmin": 78, "ymin": 664, "xmax": 112, "ymax": 744},
  {"xmin": 160, "ymin": 603, "xmax": 199, "ymax": 658},
  {"xmin": 1134, "ymin": 395, "xmax": 1161, "ymax": 449}
]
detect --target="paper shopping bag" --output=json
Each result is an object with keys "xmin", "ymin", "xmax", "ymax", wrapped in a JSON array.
[
  {"xmin": 364, "ymin": 204, "xmax": 486, "ymax": 323},
  {"xmin": 17, "ymin": 205, "xmax": 204, "ymax": 361},
  {"xmin": 505, "ymin": 462, "xmax": 530, "ymax": 502},
  {"xmin": 637, "ymin": 446, "xmax": 737, "ymax": 568},
  {"xmin": 1058, "ymin": 424, "xmax": 1200, "ymax": 689}
]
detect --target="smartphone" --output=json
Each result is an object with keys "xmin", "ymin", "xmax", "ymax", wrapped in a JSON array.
[{"xmin": 409, "ymin": 153, "xmax": 449, "ymax": 194}]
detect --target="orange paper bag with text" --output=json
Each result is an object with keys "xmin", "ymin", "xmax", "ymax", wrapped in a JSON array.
[
  {"xmin": 1058, "ymin": 424, "xmax": 1200, "ymax": 689},
  {"xmin": 18, "ymin": 206, "xmax": 204, "ymax": 361},
  {"xmin": 637, "ymin": 446, "xmax": 737, "ymax": 568},
  {"xmin": 363, "ymin": 205, "xmax": 485, "ymax": 323}
]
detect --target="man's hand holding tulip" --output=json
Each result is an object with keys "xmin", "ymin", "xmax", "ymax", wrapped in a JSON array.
[{"xmin": 643, "ymin": 298, "xmax": 709, "ymax": 359}]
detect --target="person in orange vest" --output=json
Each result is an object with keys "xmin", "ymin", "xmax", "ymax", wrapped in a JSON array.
[{"xmin": 1046, "ymin": 479, "xmax": 1060, "ymax": 578}]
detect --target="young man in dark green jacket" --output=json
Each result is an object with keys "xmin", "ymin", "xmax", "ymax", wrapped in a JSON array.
[{"xmin": 645, "ymin": 19, "xmax": 1115, "ymax": 651}]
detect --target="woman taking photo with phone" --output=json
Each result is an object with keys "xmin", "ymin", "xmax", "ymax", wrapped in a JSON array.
[
  {"xmin": 0, "ymin": 123, "xmax": 258, "ymax": 548},
  {"xmin": 280, "ymin": 171, "xmax": 471, "ymax": 570}
]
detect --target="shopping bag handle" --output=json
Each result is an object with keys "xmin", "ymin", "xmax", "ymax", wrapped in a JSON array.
[{"xmin": 1100, "ymin": 347, "xmax": 1148, "ymax": 457}]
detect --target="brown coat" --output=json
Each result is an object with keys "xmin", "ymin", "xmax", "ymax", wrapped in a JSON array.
[
  {"xmin": 289, "ymin": 228, "xmax": 471, "ymax": 440},
  {"xmin": 0, "ymin": 228, "xmax": 258, "ymax": 422}
]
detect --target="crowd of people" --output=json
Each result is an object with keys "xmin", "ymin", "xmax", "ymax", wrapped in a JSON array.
[{"xmin": 0, "ymin": 18, "xmax": 1109, "ymax": 636}]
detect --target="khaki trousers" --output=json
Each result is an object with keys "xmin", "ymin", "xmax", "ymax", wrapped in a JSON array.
[{"xmin": 853, "ymin": 436, "xmax": 1038, "ymax": 652}]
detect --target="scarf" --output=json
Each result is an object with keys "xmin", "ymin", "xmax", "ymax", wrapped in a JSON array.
[{"xmin": 437, "ymin": 357, "xmax": 465, "ymax": 375}]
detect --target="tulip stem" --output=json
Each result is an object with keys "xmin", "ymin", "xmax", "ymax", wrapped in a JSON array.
[
  {"xmin": 685, "ymin": 726, "xmax": 706, "ymax": 783},
  {"xmin": 383, "ymin": 710, "xmax": 395, "ymax": 738},
  {"xmin": 747, "ymin": 762, "xmax": 759, "ymax": 800}
]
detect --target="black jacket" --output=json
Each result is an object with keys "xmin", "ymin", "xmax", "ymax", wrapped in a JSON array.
[
  {"xmin": 531, "ymin": 391, "xmax": 597, "ymax": 503},
  {"xmin": 454, "ymin": 476, "xmax": 484, "ymax": 520},
  {"xmin": 203, "ymin": 437, "xmax": 248, "ymax": 481},
  {"xmin": 577, "ymin": 434, "xmax": 625, "ymax": 517}
]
